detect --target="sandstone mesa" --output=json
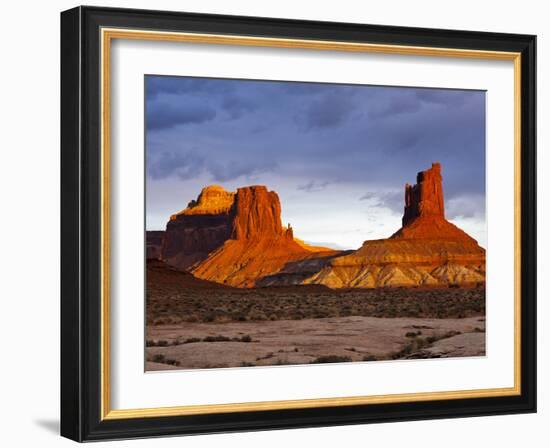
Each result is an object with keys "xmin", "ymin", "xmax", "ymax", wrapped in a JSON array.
[{"xmin": 147, "ymin": 163, "xmax": 485, "ymax": 288}]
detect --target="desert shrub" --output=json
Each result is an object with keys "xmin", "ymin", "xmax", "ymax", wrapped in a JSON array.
[
  {"xmin": 240, "ymin": 361, "xmax": 255, "ymax": 367},
  {"xmin": 443, "ymin": 330, "xmax": 461, "ymax": 338},
  {"xmin": 203, "ymin": 335, "xmax": 231, "ymax": 342},
  {"xmin": 246, "ymin": 308, "xmax": 268, "ymax": 321},
  {"xmin": 147, "ymin": 284, "xmax": 485, "ymax": 324},
  {"xmin": 426, "ymin": 336, "xmax": 437, "ymax": 344},
  {"xmin": 204, "ymin": 312, "xmax": 216, "ymax": 322},
  {"xmin": 405, "ymin": 331, "xmax": 422, "ymax": 338},
  {"xmin": 311, "ymin": 355, "xmax": 352, "ymax": 364},
  {"xmin": 146, "ymin": 339, "xmax": 171, "ymax": 347},
  {"xmin": 240, "ymin": 334, "xmax": 252, "ymax": 343},
  {"xmin": 184, "ymin": 337, "xmax": 201, "ymax": 344},
  {"xmin": 152, "ymin": 354, "xmax": 166, "ymax": 363}
]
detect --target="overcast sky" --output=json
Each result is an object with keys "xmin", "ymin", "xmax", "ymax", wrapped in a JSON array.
[{"xmin": 145, "ymin": 75, "xmax": 486, "ymax": 249}]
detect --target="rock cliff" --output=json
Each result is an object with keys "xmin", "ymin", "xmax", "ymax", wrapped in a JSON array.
[
  {"xmin": 160, "ymin": 185, "xmax": 337, "ymax": 287},
  {"xmin": 153, "ymin": 163, "xmax": 484, "ymax": 289},
  {"xmin": 146, "ymin": 231, "xmax": 164, "ymax": 260},
  {"xmin": 402, "ymin": 162, "xmax": 445, "ymax": 226},
  {"xmin": 304, "ymin": 163, "xmax": 485, "ymax": 288}
]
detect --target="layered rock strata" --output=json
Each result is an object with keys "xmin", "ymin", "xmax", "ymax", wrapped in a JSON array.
[
  {"xmin": 160, "ymin": 185, "xmax": 337, "ymax": 287},
  {"xmin": 305, "ymin": 163, "xmax": 485, "ymax": 288}
]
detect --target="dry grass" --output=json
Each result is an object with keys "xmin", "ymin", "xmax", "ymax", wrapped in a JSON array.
[{"xmin": 147, "ymin": 286, "xmax": 485, "ymax": 325}]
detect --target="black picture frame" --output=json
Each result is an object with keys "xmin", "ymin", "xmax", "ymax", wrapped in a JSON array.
[{"xmin": 61, "ymin": 5, "xmax": 536, "ymax": 442}]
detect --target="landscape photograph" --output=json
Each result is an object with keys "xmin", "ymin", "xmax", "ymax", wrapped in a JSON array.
[{"xmin": 145, "ymin": 76, "xmax": 486, "ymax": 371}]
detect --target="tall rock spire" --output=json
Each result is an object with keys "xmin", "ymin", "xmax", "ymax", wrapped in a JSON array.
[
  {"xmin": 231, "ymin": 186, "xmax": 288, "ymax": 240},
  {"xmin": 392, "ymin": 163, "xmax": 479, "ymax": 242},
  {"xmin": 402, "ymin": 162, "xmax": 445, "ymax": 227}
]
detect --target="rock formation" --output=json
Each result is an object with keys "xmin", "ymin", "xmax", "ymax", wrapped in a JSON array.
[
  {"xmin": 161, "ymin": 186, "xmax": 236, "ymax": 269},
  {"xmin": 146, "ymin": 231, "xmax": 164, "ymax": 260},
  {"xmin": 159, "ymin": 185, "xmax": 338, "ymax": 287},
  {"xmin": 402, "ymin": 162, "xmax": 445, "ymax": 227},
  {"xmin": 304, "ymin": 163, "xmax": 485, "ymax": 288},
  {"xmin": 151, "ymin": 163, "xmax": 484, "ymax": 289}
]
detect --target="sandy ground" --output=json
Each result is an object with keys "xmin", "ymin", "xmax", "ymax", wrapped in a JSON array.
[{"xmin": 146, "ymin": 315, "xmax": 485, "ymax": 370}]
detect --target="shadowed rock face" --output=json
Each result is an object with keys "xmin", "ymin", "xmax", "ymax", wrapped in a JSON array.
[
  {"xmin": 159, "ymin": 185, "xmax": 336, "ymax": 287},
  {"xmin": 160, "ymin": 186, "xmax": 236, "ymax": 268},
  {"xmin": 146, "ymin": 231, "xmax": 165, "ymax": 260}
]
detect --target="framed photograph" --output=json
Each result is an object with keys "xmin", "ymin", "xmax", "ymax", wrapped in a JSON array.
[{"xmin": 60, "ymin": 6, "xmax": 536, "ymax": 441}]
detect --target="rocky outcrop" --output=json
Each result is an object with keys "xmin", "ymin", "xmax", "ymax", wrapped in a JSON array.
[
  {"xmin": 160, "ymin": 185, "xmax": 338, "ymax": 287},
  {"xmin": 402, "ymin": 162, "xmax": 445, "ymax": 226},
  {"xmin": 392, "ymin": 164, "xmax": 478, "ymax": 242},
  {"xmin": 155, "ymin": 163, "xmax": 484, "ymax": 289},
  {"xmin": 304, "ymin": 163, "xmax": 485, "ymax": 288},
  {"xmin": 146, "ymin": 231, "xmax": 165, "ymax": 260},
  {"xmin": 178, "ymin": 185, "xmax": 235, "ymax": 216},
  {"xmin": 230, "ymin": 186, "xmax": 289, "ymax": 240}
]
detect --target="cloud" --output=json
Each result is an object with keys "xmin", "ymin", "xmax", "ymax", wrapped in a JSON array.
[
  {"xmin": 146, "ymin": 99, "xmax": 216, "ymax": 130},
  {"xmin": 148, "ymin": 150, "xmax": 276, "ymax": 182},
  {"xmin": 360, "ymin": 190, "xmax": 403, "ymax": 214},
  {"xmin": 297, "ymin": 180, "xmax": 332, "ymax": 192},
  {"xmin": 207, "ymin": 159, "xmax": 276, "ymax": 182},
  {"xmin": 221, "ymin": 95, "xmax": 257, "ymax": 119},
  {"xmin": 300, "ymin": 92, "xmax": 356, "ymax": 130},
  {"xmin": 279, "ymin": 82, "xmax": 328, "ymax": 96},
  {"xmin": 368, "ymin": 93, "xmax": 421, "ymax": 120},
  {"xmin": 415, "ymin": 88, "xmax": 473, "ymax": 106},
  {"xmin": 148, "ymin": 151, "xmax": 205, "ymax": 180},
  {"xmin": 446, "ymin": 194, "xmax": 486, "ymax": 219},
  {"xmin": 145, "ymin": 76, "xmax": 486, "ymax": 243},
  {"xmin": 146, "ymin": 76, "xmax": 235, "ymax": 98}
]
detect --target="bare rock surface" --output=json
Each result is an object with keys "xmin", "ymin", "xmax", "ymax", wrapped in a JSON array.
[
  {"xmin": 145, "ymin": 316, "xmax": 485, "ymax": 370},
  {"xmin": 407, "ymin": 332, "xmax": 486, "ymax": 358}
]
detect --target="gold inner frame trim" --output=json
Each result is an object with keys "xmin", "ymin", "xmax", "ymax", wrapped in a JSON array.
[{"xmin": 100, "ymin": 27, "xmax": 522, "ymax": 421}]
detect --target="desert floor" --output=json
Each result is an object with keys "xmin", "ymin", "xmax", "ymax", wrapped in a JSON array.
[
  {"xmin": 146, "ymin": 314, "xmax": 485, "ymax": 370},
  {"xmin": 146, "ymin": 262, "xmax": 485, "ymax": 371}
]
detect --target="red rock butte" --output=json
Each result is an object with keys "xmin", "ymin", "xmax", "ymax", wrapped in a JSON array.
[
  {"xmin": 158, "ymin": 185, "xmax": 337, "ymax": 287},
  {"xmin": 305, "ymin": 163, "xmax": 485, "ymax": 288},
  {"xmin": 147, "ymin": 163, "xmax": 485, "ymax": 288},
  {"xmin": 403, "ymin": 162, "xmax": 445, "ymax": 226},
  {"xmin": 391, "ymin": 163, "xmax": 480, "ymax": 243}
]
